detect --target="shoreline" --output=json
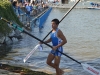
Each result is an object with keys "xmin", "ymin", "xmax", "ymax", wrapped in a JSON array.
[
  {"xmin": 48, "ymin": 2, "xmax": 94, "ymax": 9},
  {"xmin": 0, "ymin": 64, "xmax": 51, "ymax": 75}
]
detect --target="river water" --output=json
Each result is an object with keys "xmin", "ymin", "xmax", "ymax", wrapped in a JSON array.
[{"xmin": 0, "ymin": 8, "xmax": 100, "ymax": 75}]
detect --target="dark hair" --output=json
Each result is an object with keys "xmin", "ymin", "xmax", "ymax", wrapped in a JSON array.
[
  {"xmin": 12, "ymin": 1, "xmax": 17, "ymax": 7},
  {"xmin": 52, "ymin": 19, "xmax": 60, "ymax": 25}
]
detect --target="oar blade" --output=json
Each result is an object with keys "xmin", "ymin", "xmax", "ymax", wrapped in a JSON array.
[
  {"xmin": 38, "ymin": 44, "xmax": 43, "ymax": 51},
  {"xmin": 81, "ymin": 63, "xmax": 100, "ymax": 75},
  {"xmin": 23, "ymin": 44, "xmax": 40, "ymax": 63}
]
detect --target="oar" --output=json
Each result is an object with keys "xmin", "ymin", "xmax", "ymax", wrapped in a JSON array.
[
  {"xmin": 23, "ymin": 0, "xmax": 81, "ymax": 63},
  {"xmin": 23, "ymin": 43, "xmax": 43, "ymax": 63},
  {"xmin": 23, "ymin": 44, "xmax": 40, "ymax": 63},
  {"xmin": 41, "ymin": 0, "xmax": 81, "ymax": 41},
  {"xmin": 1, "ymin": 17, "xmax": 100, "ymax": 75}
]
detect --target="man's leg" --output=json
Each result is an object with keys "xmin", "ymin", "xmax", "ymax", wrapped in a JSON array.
[
  {"xmin": 54, "ymin": 56, "xmax": 63, "ymax": 75},
  {"xmin": 46, "ymin": 53, "xmax": 55, "ymax": 68},
  {"xmin": 47, "ymin": 53, "xmax": 63, "ymax": 75}
]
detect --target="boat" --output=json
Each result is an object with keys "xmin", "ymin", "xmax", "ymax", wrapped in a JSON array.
[
  {"xmin": 88, "ymin": 2, "xmax": 100, "ymax": 10},
  {"xmin": 87, "ymin": 7, "xmax": 100, "ymax": 10}
]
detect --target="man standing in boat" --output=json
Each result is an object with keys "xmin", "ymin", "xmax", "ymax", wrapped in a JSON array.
[{"xmin": 43, "ymin": 19, "xmax": 67, "ymax": 75}]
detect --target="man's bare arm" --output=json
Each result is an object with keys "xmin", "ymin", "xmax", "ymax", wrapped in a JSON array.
[
  {"xmin": 45, "ymin": 38, "xmax": 52, "ymax": 43},
  {"xmin": 56, "ymin": 30, "xmax": 67, "ymax": 48}
]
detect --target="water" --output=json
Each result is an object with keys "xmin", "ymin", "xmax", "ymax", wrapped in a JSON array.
[{"xmin": 0, "ymin": 8, "xmax": 100, "ymax": 75}]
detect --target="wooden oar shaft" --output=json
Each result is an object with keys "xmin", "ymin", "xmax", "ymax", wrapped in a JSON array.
[
  {"xmin": 23, "ymin": 30, "xmax": 81, "ymax": 64},
  {"xmin": 0, "ymin": 16, "xmax": 80, "ymax": 64},
  {"xmin": 23, "ymin": 30, "xmax": 52, "ymax": 48},
  {"xmin": 1, "ymin": 13, "xmax": 81, "ymax": 65},
  {"xmin": 1, "ymin": 17, "xmax": 12, "ymax": 24},
  {"xmin": 60, "ymin": 0, "xmax": 81, "ymax": 23},
  {"xmin": 42, "ymin": 0, "xmax": 81, "ymax": 41},
  {"xmin": 57, "ymin": 50, "xmax": 81, "ymax": 64}
]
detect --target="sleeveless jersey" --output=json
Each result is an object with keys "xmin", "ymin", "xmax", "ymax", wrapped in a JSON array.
[{"xmin": 50, "ymin": 28, "xmax": 63, "ymax": 57}]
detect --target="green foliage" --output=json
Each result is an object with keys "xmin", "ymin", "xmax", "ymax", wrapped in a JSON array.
[{"xmin": 0, "ymin": 0, "xmax": 22, "ymax": 36}]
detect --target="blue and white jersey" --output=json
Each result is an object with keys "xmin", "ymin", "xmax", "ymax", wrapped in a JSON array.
[
  {"xmin": 51, "ymin": 28, "xmax": 62, "ymax": 46},
  {"xmin": 50, "ymin": 28, "xmax": 63, "ymax": 57}
]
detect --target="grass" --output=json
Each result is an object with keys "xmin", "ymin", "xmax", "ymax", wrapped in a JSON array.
[{"xmin": 0, "ymin": 0, "xmax": 23, "ymax": 37}]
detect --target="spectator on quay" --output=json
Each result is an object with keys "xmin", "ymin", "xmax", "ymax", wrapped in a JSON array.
[
  {"xmin": 12, "ymin": 1, "xmax": 21, "ymax": 18},
  {"xmin": 30, "ymin": 3, "xmax": 33, "ymax": 11},
  {"xmin": 29, "ymin": 3, "xmax": 33, "ymax": 15},
  {"xmin": 38, "ymin": 4, "xmax": 43, "ymax": 12},
  {"xmin": 25, "ymin": 3, "xmax": 31, "ymax": 18},
  {"xmin": 22, "ymin": 0, "xmax": 25, "ymax": 6},
  {"xmin": 33, "ymin": 4, "xmax": 38, "ymax": 16},
  {"xmin": 19, "ymin": 0, "xmax": 25, "ymax": 6},
  {"xmin": 24, "ymin": 0, "xmax": 28, "ymax": 7},
  {"xmin": 32, "ymin": 0, "xmax": 35, "ymax": 5}
]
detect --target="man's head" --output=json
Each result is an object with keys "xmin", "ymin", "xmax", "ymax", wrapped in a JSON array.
[
  {"xmin": 12, "ymin": 1, "xmax": 18, "ymax": 7},
  {"xmin": 51, "ymin": 19, "xmax": 60, "ymax": 29}
]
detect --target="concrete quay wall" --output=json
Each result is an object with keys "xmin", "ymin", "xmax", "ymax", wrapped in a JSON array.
[{"xmin": 48, "ymin": 2, "xmax": 92, "ymax": 9}]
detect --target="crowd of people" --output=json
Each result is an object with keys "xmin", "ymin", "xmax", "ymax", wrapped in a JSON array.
[
  {"xmin": 10, "ymin": 0, "xmax": 49, "ymax": 19},
  {"xmin": 4, "ymin": 0, "xmax": 49, "ymax": 42},
  {"xmin": 10, "ymin": 0, "xmax": 49, "ymax": 29}
]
